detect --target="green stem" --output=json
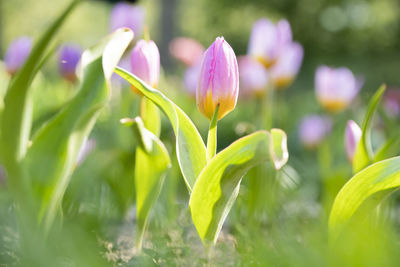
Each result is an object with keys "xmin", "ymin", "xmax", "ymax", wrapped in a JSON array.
[
  {"xmin": 259, "ymin": 85, "xmax": 274, "ymax": 130},
  {"xmin": 206, "ymin": 105, "xmax": 219, "ymax": 161}
]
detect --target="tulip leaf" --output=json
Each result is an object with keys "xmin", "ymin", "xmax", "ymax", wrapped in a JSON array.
[
  {"xmin": 140, "ymin": 97, "xmax": 161, "ymax": 137},
  {"xmin": 115, "ymin": 67, "xmax": 206, "ymax": 191},
  {"xmin": 25, "ymin": 29, "xmax": 133, "ymax": 229},
  {"xmin": 0, "ymin": 0, "xmax": 80, "ymax": 169},
  {"xmin": 122, "ymin": 117, "xmax": 171, "ymax": 250},
  {"xmin": 329, "ymin": 156, "xmax": 400, "ymax": 232},
  {"xmin": 189, "ymin": 129, "xmax": 288, "ymax": 244},
  {"xmin": 353, "ymin": 84, "xmax": 386, "ymax": 173}
]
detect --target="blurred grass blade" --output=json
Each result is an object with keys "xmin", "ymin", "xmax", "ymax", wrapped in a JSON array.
[
  {"xmin": 329, "ymin": 156, "xmax": 400, "ymax": 233},
  {"xmin": 122, "ymin": 117, "xmax": 171, "ymax": 250},
  {"xmin": 373, "ymin": 137, "xmax": 400, "ymax": 162},
  {"xmin": 0, "ymin": 0, "xmax": 80, "ymax": 167},
  {"xmin": 189, "ymin": 129, "xmax": 288, "ymax": 244},
  {"xmin": 353, "ymin": 85, "xmax": 386, "ymax": 173},
  {"xmin": 25, "ymin": 29, "xmax": 133, "ymax": 229},
  {"xmin": 115, "ymin": 67, "xmax": 206, "ymax": 191}
]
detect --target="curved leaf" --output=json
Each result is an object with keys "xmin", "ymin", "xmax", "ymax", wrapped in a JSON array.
[
  {"xmin": 353, "ymin": 85, "xmax": 386, "ymax": 173},
  {"xmin": 25, "ymin": 29, "xmax": 133, "ymax": 229},
  {"xmin": 122, "ymin": 117, "xmax": 171, "ymax": 250},
  {"xmin": 329, "ymin": 156, "xmax": 400, "ymax": 231},
  {"xmin": 115, "ymin": 67, "xmax": 206, "ymax": 191},
  {"xmin": 189, "ymin": 129, "xmax": 288, "ymax": 244}
]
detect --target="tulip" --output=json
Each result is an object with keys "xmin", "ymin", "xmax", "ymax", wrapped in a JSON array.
[
  {"xmin": 130, "ymin": 39, "xmax": 160, "ymax": 92},
  {"xmin": 270, "ymin": 42, "xmax": 303, "ymax": 89},
  {"xmin": 248, "ymin": 19, "xmax": 292, "ymax": 68},
  {"xmin": 238, "ymin": 55, "xmax": 269, "ymax": 97},
  {"xmin": 169, "ymin": 37, "xmax": 205, "ymax": 67},
  {"xmin": 183, "ymin": 63, "xmax": 201, "ymax": 95},
  {"xmin": 196, "ymin": 37, "xmax": 239, "ymax": 120},
  {"xmin": 315, "ymin": 66, "xmax": 363, "ymax": 113},
  {"xmin": 299, "ymin": 115, "xmax": 332, "ymax": 149},
  {"xmin": 110, "ymin": 3, "xmax": 145, "ymax": 38},
  {"xmin": 4, "ymin": 36, "xmax": 32, "ymax": 75},
  {"xmin": 383, "ymin": 88, "xmax": 400, "ymax": 118},
  {"xmin": 345, "ymin": 120, "xmax": 362, "ymax": 162},
  {"xmin": 58, "ymin": 44, "xmax": 81, "ymax": 82}
]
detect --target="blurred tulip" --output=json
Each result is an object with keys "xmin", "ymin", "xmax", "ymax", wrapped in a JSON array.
[
  {"xmin": 248, "ymin": 19, "xmax": 292, "ymax": 68},
  {"xmin": 183, "ymin": 63, "xmax": 201, "ymax": 95},
  {"xmin": 196, "ymin": 37, "xmax": 239, "ymax": 120},
  {"xmin": 238, "ymin": 55, "xmax": 269, "ymax": 97},
  {"xmin": 383, "ymin": 88, "xmax": 400, "ymax": 118},
  {"xmin": 169, "ymin": 37, "xmax": 205, "ymax": 67},
  {"xmin": 58, "ymin": 44, "xmax": 81, "ymax": 83},
  {"xmin": 130, "ymin": 39, "xmax": 160, "ymax": 92},
  {"xmin": 299, "ymin": 115, "xmax": 332, "ymax": 149},
  {"xmin": 110, "ymin": 3, "xmax": 145, "ymax": 38},
  {"xmin": 345, "ymin": 120, "xmax": 362, "ymax": 162},
  {"xmin": 270, "ymin": 42, "xmax": 303, "ymax": 89},
  {"xmin": 4, "ymin": 36, "xmax": 32, "ymax": 75},
  {"xmin": 315, "ymin": 66, "xmax": 363, "ymax": 113}
]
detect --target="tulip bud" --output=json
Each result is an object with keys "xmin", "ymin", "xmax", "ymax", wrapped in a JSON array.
[
  {"xmin": 315, "ymin": 66, "xmax": 363, "ymax": 113},
  {"xmin": 299, "ymin": 115, "xmax": 332, "ymax": 149},
  {"xmin": 345, "ymin": 120, "xmax": 362, "ymax": 162},
  {"xmin": 130, "ymin": 39, "xmax": 160, "ymax": 92},
  {"xmin": 238, "ymin": 56, "xmax": 269, "ymax": 97},
  {"xmin": 169, "ymin": 37, "xmax": 205, "ymax": 67},
  {"xmin": 58, "ymin": 44, "xmax": 81, "ymax": 83},
  {"xmin": 110, "ymin": 3, "xmax": 145, "ymax": 38},
  {"xmin": 248, "ymin": 19, "xmax": 292, "ymax": 68},
  {"xmin": 270, "ymin": 42, "xmax": 303, "ymax": 89},
  {"xmin": 196, "ymin": 37, "xmax": 239, "ymax": 120},
  {"xmin": 4, "ymin": 36, "xmax": 32, "ymax": 75}
]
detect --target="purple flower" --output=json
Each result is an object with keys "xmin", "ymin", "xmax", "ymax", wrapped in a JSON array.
[
  {"xmin": 238, "ymin": 55, "xmax": 269, "ymax": 97},
  {"xmin": 130, "ymin": 39, "xmax": 160, "ymax": 92},
  {"xmin": 196, "ymin": 37, "xmax": 239, "ymax": 120},
  {"xmin": 58, "ymin": 44, "xmax": 81, "ymax": 82},
  {"xmin": 4, "ymin": 36, "xmax": 32, "ymax": 75},
  {"xmin": 248, "ymin": 19, "xmax": 292, "ymax": 68},
  {"xmin": 169, "ymin": 37, "xmax": 205, "ymax": 67},
  {"xmin": 315, "ymin": 66, "xmax": 363, "ymax": 112},
  {"xmin": 299, "ymin": 115, "xmax": 332, "ymax": 149},
  {"xmin": 383, "ymin": 88, "xmax": 400, "ymax": 118},
  {"xmin": 270, "ymin": 42, "xmax": 303, "ymax": 89},
  {"xmin": 183, "ymin": 63, "xmax": 201, "ymax": 96},
  {"xmin": 345, "ymin": 120, "xmax": 362, "ymax": 162},
  {"xmin": 110, "ymin": 3, "xmax": 145, "ymax": 38}
]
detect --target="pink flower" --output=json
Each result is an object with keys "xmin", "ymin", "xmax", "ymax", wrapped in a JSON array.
[
  {"xmin": 58, "ymin": 43, "xmax": 81, "ymax": 83},
  {"xmin": 248, "ymin": 19, "xmax": 292, "ymax": 68},
  {"xmin": 196, "ymin": 37, "xmax": 239, "ymax": 120},
  {"xmin": 345, "ymin": 120, "xmax": 362, "ymax": 162},
  {"xmin": 169, "ymin": 37, "xmax": 205, "ymax": 67},
  {"xmin": 238, "ymin": 56, "xmax": 269, "ymax": 97},
  {"xmin": 270, "ymin": 42, "xmax": 303, "ymax": 89},
  {"xmin": 130, "ymin": 39, "xmax": 160, "ymax": 92},
  {"xmin": 299, "ymin": 115, "xmax": 332, "ymax": 149},
  {"xmin": 315, "ymin": 66, "xmax": 363, "ymax": 112},
  {"xmin": 183, "ymin": 63, "xmax": 201, "ymax": 96}
]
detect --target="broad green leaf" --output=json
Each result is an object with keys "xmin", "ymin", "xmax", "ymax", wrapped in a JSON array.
[
  {"xmin": 329, "ymin": 156, "xmax": 400, "ymax": 232},
  {"xmin": 115, "ymin": 67, "xmax": 206, "ymax": 191},
  {"xmin": 353, "ymin": 85, "xmax": 386, "ymax": 173},
  {"xmin": 25, "ymin": 29, "xmax": 133, "ymax": 229},
  {"xmin": 121, "ymin": 117, "xmax": 171, "ymax": 250},
  {"xmin": 189, "ymin": 129, "xmax": 288, "ymax": 244},
  {"xmin": 0, "ymin": 0, "xmax": 80, "ymax": 168}
]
